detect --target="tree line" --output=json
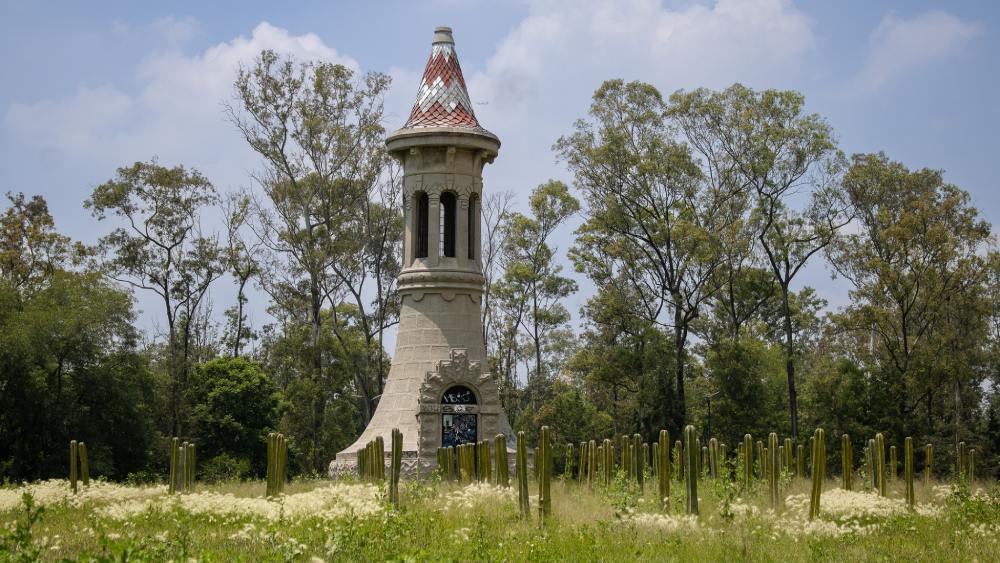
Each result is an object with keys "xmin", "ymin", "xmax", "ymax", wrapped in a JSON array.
[{"xmin": 1, "ymin": 50, "xmax": 997, "ymax": 482}]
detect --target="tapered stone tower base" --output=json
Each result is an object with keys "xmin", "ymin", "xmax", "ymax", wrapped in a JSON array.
[{"xmin": 329, "ymin": 26, "xmax": 514, "ymax": 477}]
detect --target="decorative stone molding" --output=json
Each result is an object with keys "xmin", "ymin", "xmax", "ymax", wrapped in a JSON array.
[{"xmin": 415, "ymin": 348, "xmax": 509, "ymax": 457}]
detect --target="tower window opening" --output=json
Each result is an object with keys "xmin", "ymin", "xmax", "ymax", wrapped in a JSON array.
[
  {"xmin": 440, "ymin": 191, "xmax": 456, "ymax": 257},
  {"xmin": 416, "ymin": 192, "xmax": 429, "ymax": 259},
  {"xmin": 468, "ymin": 194, "xmax": 478, "ymax": 260}
]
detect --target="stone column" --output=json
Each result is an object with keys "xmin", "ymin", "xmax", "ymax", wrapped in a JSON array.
[
  {"xmin": 403, "ymin": 192, "xmax": 414, "ymax": 267},
  {"xmin": 457, "ymin": 193, "xmax": 469, "ymax": 264},
  {"xmin": 428, "ymin": 191, "xmax": 440, "ymax": 267}
]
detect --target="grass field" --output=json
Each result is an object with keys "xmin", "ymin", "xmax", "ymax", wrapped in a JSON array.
[{"xmin": 3, "ymin": 472, "xmax": 1000, "ymax": 562}]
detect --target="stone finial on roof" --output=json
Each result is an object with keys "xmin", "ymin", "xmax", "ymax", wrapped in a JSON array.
[{"xmin": 401, "ymin": 26, "xmax": 490, "ymax": 133}]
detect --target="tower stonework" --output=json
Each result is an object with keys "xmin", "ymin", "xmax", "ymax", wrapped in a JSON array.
[{"xmin": 331, "ymin": 26, "xmax": 514, "ymax": 475}]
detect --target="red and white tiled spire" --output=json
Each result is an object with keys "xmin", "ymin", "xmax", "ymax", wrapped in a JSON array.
[{"xmin": 402, "ymin": 27, "xmax": 489, "ymax": 132}]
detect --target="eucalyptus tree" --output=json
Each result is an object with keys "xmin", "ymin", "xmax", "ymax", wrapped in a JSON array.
[
  {"xmin": 0, "ymin": 192, "xmax": 77, "ymax": 294},
  {"xmin": 828, "ymin": 153, "xmax": 993, "ymax": 439},
  {"xmin": 86, "ymin": 161, "xmax": 223, "ymax": 435},
  {"xmin": 557, "ymin": 79, "xmax": 743, "ymax": 430},
  {"xmin": 222, "ymin": 193, "xmax": 262, "ymax": 357},
  {"xmin": 228, "ymin": 50, "xmax": 393, "ymax": 457},
  {"xmin": 668, "ymin": 84, "xmax": 849, "ymax": 438},
  {"xmin": 491, "ymin": 180, "xmax": 579, "ymax": 409}
]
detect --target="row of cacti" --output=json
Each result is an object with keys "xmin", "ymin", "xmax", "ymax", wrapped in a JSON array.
[
  {"xmin": 435, "ymin": 434, "xmax": 510, "ymax": 485},
  {"xmin": 168, "ymin": 437, "xmax": 196, "ymax": 494},
  {"xmin": 266, "ymin": 432, "xmax": 286, "ymax": 496},
  {"xmin": 68, "ymin": 440, "xmax": 90, "ymax": 493}
]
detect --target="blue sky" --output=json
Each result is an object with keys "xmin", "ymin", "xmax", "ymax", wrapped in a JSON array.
[{"xmin": 1, "ymin": 0, "xmax": 997, "ymax": 341}]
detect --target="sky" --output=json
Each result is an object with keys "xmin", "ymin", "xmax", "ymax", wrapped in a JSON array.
[{"xmin": 1, "ymin": 0, "xmax": 997, "ymax": 346}]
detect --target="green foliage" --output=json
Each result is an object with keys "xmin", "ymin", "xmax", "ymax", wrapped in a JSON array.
[
  {"xmin": 0, "ymin": 493, "xmax": 44, "ymax": 561},
  {"xmin": 0, "ymin": 269, "xmax": 153, "ymax": 481},
  {"xmin": 200, "ymin": 453, "xmax": 251, "ymax": 484},
  {"xmin": 189, "ymin": 357, "xmax": 279, "ymax": 476}
]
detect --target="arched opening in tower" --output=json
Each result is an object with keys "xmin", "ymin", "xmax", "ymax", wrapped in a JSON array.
[
  {"xmin": 468, "ymin": 193, "xmax": 478, "ymax": 260},
  {"xmin": 440, "ymin": 191, "xmax": 457, "ymax": 257},
  {"xmin": 416, "ymin": 191, "xmax": 429, "ymax": 259}
]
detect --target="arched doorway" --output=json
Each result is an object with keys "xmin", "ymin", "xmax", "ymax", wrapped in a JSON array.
[{"xmin": 441, "ymin": 385, "xmax": 477, "ymax": 448}]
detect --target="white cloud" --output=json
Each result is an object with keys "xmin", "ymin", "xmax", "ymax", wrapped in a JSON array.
[
  {"xmin": 4, "ymin": 21, "xmax": 358, "ymax": 190},
  {"xmin": 855, "ymin": 9, "xmax": 982, "ymax": 91}
]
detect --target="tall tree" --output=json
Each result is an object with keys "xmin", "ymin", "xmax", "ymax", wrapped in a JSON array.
[
  {"xmin": 557, "ymin": 79, "xmax": 742, "ymax": 431},
  {"xmin": 86, "ymin": 161, "xmax": 222, "ymax": 435},
  {"xmin": 827, "ymin": 152, "xmax": 992, "ymax": 442},
  {"xmin": 668, "ymin": 84, "xmax": 848, "ymax": 439},
  {"xmin": 492, "ymin": 180, "xmax": 579, "ymax": 409},
  {"xmin": 228, "ymin": 49, "xmax": 391, "ymax": 466}
]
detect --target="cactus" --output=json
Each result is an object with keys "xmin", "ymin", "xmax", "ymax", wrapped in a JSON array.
[
  {"xmin": 809, "ymin": 428, "xmax": 826, "ymax": 520},
  {"xmin": 565, "ymin": 443, "xmax": 575, "ymax": 480},
  {"xmin": 516, "ymin": 431, "xmax": 530, "ymax": 518},
  {"xmin": 904, "ymin": 437, "xmax": 915, "ymax": 510},
  {"xmin": 708, "ymin": 437, "xmax": 719, "ymax": 479},
  {"xmin": 875, "ymin": 433, "xmax": 886, "ymax": 496},
  {"xmin": 188, "ymin": 442, "xmax": 196, "ymax": 491},
  {"xmin": 841, "ymin": 434, "xmax": 851, "ymax": 490},
  {"xmin": 658, "ymin": 429, "xmax": 670, "ymax": 511},
  {"xmin": 969, "ymin": 448, "xmax": 975, "ymax": 483},
  {"xmin": 768, "ymin": 433, "xmax": 780, "ymax": 509},
  {"xmin": 538, "ymin": 426, "xmax": 552, "ymax": 519},
  {"xmin": 495, "ymin": 435, "xmax": 509, "ymax": 487},
  {"xmin": 390, "ymin": 429, "xmax": 402, "ymax": 505},
  {"xmin": 958, "ymin": 441, "xmax": 967, "ymax": 483},
  {"xmin": 634, "ymin": 434, "xmax": 644, "ymax": 490},
  {"xmin": 177, "ymin": 443, "xmax": 187, "ymax": 493},
  {"xmin": 584, "ymin": 439, "xmax": 593, "ymax": 488},
  {"xmin": 643, "ymin": 442, "xmax": 650, "ymax": 477},
  {"xmin": 169, "ymin": 437, "xmax": 179, "ymax": 495},
  {"xmin": 674, "ymin": 440, "xmax": 683, "ymax": 481},
  {"xmin": 742, "ymin": 434, "xmax": 753, "ymax": 489},
  {"xmin": 652, "ymin": 442, "xmax": 659, "ymax": 478},
  {"xmin": 605, "ymin": 439, "xmax": 614, "ymax": 486},
  {"xmin": 684, "ymin": 425, "xmax": 698, "ymax": 515},
  {"xmin": 924, "ymin": 443, "xmax": 933, "ymax": 486},
  {"xmin": 69, "ymin": 440, "xmax": 79, "ymax": 494},
  {"xmin": 889, "ymin": 445, "xmax": 897, "ymax": 483},
  {"xmin": 76, "ymin": 442, "xmax": 89, "ymax": 488},
  {"xmin": 476, "ymin": 440, "xmax": 493, "ymax": 483},
  {"xmin": 783, "ymin": 437, "xmax": 793, "ymax": 475}
]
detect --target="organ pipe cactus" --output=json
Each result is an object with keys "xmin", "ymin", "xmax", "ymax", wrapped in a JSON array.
[
  {"xmin": 495, "ymin": 435, "xmax": 509, "ymax": 487},
  {"xmin": 538, "ymin": 426, "xmax": 552, "ymax": 519},
  {"xmin": 77, "ymin": 442, "xmax": 90, "ymax": 488},
  {"xmin": 658, "ymin": 429, "xmax": 670, "ymax": 511},
  {"xmin": 784, "ymin": 437, "xmax": 793, "ymax": 475},
  {"xmin": 925, "ymin": 444, "xmax": 933, "ymax": 486},
  {"xmin": 652, "ymin": 442, "xmax": 659, "ymax": 478},
  {"xmin": 578, "ymin": 441, "xmax": 587, "ymax": 484},
  {"xmin": 169, "ymin": 437, "xmax": 179, "ymax": 494},
  {"xmin": 904, "ymin": 437, "xmax": 915, "ymax": 510},
  {"xmin": 756, "ymin": 440, "xmax": 765, "ymax": 478},
  {"xmin": 958, "ymin": 441, "xmax": 967, "ymax": 483},
  {"xmin": 768, "ymin": 433, "xmax": 780, "ymax": 509},
  {"xmin": 969, "ymin": 448, "xmax": 975, "ymax": 483},
  {"xmin": 566, "ymin": 443, "xmax": 575, "ymax": 480},
  {"xmin": 674, "ymin": 440, "xmax": 683, "ymax": 481},
  {"xmin": 605, "ymin": 439, "xmax": 614, "ymax": 486},
  {"xmin": 796, "ymin": 444, "xmax": 805, "ymax": 480},
  {"xmin": 841, "ymin": 434, "xmax": 852, "ymax": 490},
  {"xmin": 589, "ymin": 439, "xmax": 597, "ymax": 489},
  {"xmin": 516, "ymin": 431, "xmax": 529, "ymax": 518},
  {"xmin": 390, "ymin": 429, "xmax": 402, "ymax": 506},
  {"xmin": 634, "ymin": 434, "xmax": 643, "ymax": 489},
  {"xmin": 742, "ymin": 434, "xmax": 753, "ymax": 489},
  {"xmin": 875, "ymin": 433, "xmax": 886, "ymax": 496},
  {"xmin": 708, "ymin": 438, "xmax": 719, "ymax": 479},
  {"xmin": 70, "ymin": 440, "xmax": 78, "ymax": 494},
  {"xmin": 809, "ymin": 428, "xmax": 826, "ymax": 520},
  {"xmin": 684, "ymin": 425, "xmax": 698, "ymax": 515}
]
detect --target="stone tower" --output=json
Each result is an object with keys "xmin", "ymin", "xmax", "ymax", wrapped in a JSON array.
[{"xmin": 331, "ymin": 26, "xmax": 514, "ymax": 475}]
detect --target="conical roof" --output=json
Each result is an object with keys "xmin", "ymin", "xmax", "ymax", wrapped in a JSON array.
[{"xmin": 399, "ymin": 27, "xmax": 493, "ymax": 136}]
